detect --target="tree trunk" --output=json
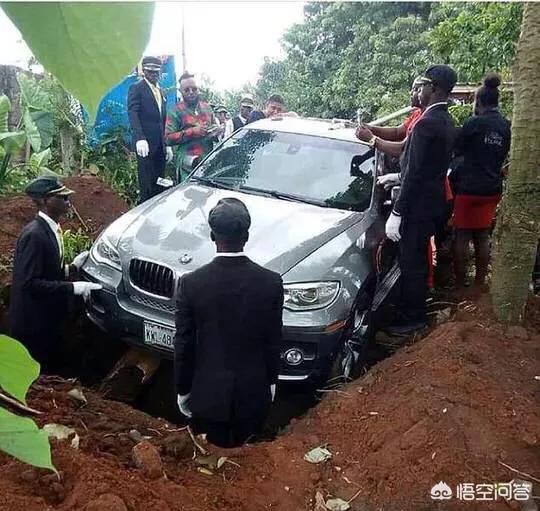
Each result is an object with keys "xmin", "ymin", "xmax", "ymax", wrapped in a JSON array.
[
  {"xmin": 491, "ymin": 3, "xmax": 540, "ymax": 323},
  {"xmin": 60, "ymin": 128, "xmax": 75, "ymax": 175}
]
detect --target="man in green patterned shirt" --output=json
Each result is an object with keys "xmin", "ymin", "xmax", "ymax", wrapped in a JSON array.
[{"xmin": 165, "ymin": 72, "xmax": 219, "ymax": 182}]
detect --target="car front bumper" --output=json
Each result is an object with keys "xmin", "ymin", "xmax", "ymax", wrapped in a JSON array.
[{"xmin": 85, "ymin": 284, "xmax": 346, "ymax": 383}]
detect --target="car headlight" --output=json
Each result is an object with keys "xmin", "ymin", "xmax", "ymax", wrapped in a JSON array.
[
  {"xmin": 283, "ymin": 281, "xmax": 340, "ymax": 311},
  {"xmin": 91, "ymin": 234, "xmax": 121, "ymax": 271}
]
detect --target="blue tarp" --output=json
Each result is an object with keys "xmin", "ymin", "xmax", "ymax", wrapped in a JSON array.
[{"xmin": 90, "ymin": 55, "xmax": 177, "ymax": 146}]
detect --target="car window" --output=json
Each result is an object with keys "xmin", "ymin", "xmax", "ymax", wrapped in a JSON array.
[{"xmin": 193, "ymin": 129, "xmax": 375, "ymax": 212}]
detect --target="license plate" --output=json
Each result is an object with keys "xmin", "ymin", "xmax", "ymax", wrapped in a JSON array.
[{"xmin": 144, "ymin": 321, "xmax": 175, "ymax": 349}]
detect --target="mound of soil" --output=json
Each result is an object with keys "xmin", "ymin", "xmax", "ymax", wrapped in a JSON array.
[
  {"xmin": 0, "ymin": 175, "xmax": 128, "ymax": 286},
  {"xmin": 0, "ymin": 299, "xmax": 538, "ymax": 511}
]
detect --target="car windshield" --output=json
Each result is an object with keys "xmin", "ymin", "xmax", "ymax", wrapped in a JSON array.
[{"xmin": 191, "ymin": 129, "xmax": 375, "ymax": 211}]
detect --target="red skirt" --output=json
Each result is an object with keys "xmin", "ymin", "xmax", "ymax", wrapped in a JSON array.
[{"xmin": 453, "ymin": 194, "xmax": 501, "ymax": 229}]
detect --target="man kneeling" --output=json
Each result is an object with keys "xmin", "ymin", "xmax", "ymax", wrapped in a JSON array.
[{"xmin": 174, "ymin": 198, "xmax": 284, "ymax": 447}]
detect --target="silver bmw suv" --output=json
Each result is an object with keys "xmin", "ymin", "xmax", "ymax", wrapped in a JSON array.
[{"xmin": 82, "ymin": 116, "xmax": 390, "ymax": 383}]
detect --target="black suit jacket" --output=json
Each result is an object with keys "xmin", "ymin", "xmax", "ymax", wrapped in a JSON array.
[
  {"xmin": 452, "ymin": 109, "xmax": 511, "ymax": 196},
  {"xmin": 174, "ymin": 256, "xmax": 284, "ymax": 422},
  {"xmin": 9, "ymin": 216, "xmax": 73, "ymax": 341},
  {"xmin": 247, "ymin": 110, "xmax": 266, "ymax": 124},
  {"xmin": 127, "ymin": 79, "xmax": 167, "ymax": 155},
  {"xmin": 395, "ymin": 104, "xmax": 456, "ymax": 220}
]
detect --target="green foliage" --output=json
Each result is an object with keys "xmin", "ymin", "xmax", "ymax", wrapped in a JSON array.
[
  {"xmin": 28, "ymin": 148, "xmax": 52, "ymax": 175},
  {"xmin": 428, "ymin": 2, "xmax": 522, "ymax": 82},
  {"xmin": 62, "ymin": 228, "xmax": 91, "ymax": 264},
  {"xmin": 254, "ymin": 3, "xmax": 434, "ymax": 119},
  {"xmin": 252, "ymin": 2, "xmax": 521, "ymax": 120},
  {"xmin": 1, "ymin": 2, "xmax": 155, "ymax": 118},
  {"xmin": 23, "ymin": 109, "xmax": 41, "ymax": 152},
  {"xmin": 222, "ymin": 87, "xmax": 257, "ymax": 116},
  {"xmin": 0, "ymin": 335, "xmax": 55, "ymax": 472},
  {"xmin": 0, "ymin": 408, "xmax": 55, "ymax": 472},
  {"xmin": 17, "ymin": 73, "xmax": 52, "ymax": 111},
  {"xmin": 449, "ymin": 104, "xmax": 472, "ymax": 126},
  {"xmin": 85, "ymin": 127, "xmax": 139, "ymax": 205},
  {"xmin": 17, "ymin": 74, "xmax": 55, "ymax": 153},
  {"xmin": 0, "ymin": 335, "xmax": 40, "ymax": 404},
  {"xmin": 0, "ymin": 90, "xmax": 55, "ymax": 191},
  {"xmin": 29, "ymin": 110, "xmax": 55, "ymax": 150},
  {"xmin": 0, "ymin": 95, "xmax": 10, "ymax": 133},
  {"xmin": 0, "ymin": 167, "xmax": 31, "ymax": 195}
]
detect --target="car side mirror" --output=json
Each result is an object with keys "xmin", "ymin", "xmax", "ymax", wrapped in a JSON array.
[
  {"xmin": 181, "ymin": 154, "xmax": 201, "ymax": 173},
  {"xmin": 350, "ymin": 151, "xmax": 374, "ymax": 176}
]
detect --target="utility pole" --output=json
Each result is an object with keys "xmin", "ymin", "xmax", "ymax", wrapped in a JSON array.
[{"xmin": 181, "ymin": 4, "xmax": 187, "ymax": 72}]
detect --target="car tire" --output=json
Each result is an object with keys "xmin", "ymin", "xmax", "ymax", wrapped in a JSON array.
[{"xmin": 327, "ymin": 305, "xmax": 374, "ymax": 384}]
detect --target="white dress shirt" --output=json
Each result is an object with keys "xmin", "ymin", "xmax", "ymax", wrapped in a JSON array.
[
  {"xmin": 422, "ymin": 101, "xmax": 448, "ymax": 115},
  {"xmin": 215, "ymin": 252, "xmax": 246, "ymax": 258},
  {"xmin": 144, "ymin": 78, "xmax": 163, "ymax": 113},
  {"xmin": 38, "ymin": 211, "xmax": 62, "ymax": 259}
]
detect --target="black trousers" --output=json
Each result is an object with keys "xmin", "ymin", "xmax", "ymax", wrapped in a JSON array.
[
  {"xmin": 192, "ymin": 415, "xmax": 266, "ymax": 448},
  {"xmin": 137, "ymin": 150, "xmax": 166, "ymax": 203},
  {"xmin": 398, "ymin": 218, "xmax": 436, "ymax": 323},
  {"xmin": 14, "ymin": 330, "xmax": 62, "ymax": 374}
]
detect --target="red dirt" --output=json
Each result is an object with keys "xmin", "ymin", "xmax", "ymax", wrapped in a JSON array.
[
  {"xmin": 0, "ymin": 298, "xmax": 538, "ymax": 511},
  {"xmin": 0, "ymin": 175, "xmax": 128, "ymax": 285}
]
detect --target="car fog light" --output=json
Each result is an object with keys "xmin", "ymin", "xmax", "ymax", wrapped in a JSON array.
[{"xmin": 285, "ymin": 349, "xmax": 304, "ymax": 366}]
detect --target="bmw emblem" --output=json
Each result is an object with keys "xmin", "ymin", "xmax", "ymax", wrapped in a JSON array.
[{"xmin": 179, "ymin": 253, "xmax": 192, "ymax": 264}]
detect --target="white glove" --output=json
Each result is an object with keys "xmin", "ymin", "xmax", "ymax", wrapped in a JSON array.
[
  {"xmin": 270, "ymin": 384, "xmax": 276, "ymax": 402},
  {"xmin": 73, "ymin": 282, "xmax": 102, "ymax": 302},
  {"xmin": 377, "ymin": 173, "xmax": 400, "ymax": 190},
  {"xmin": 136, "ymin": 139, "xmax": 149, "ymax": 158},
  {"xmin": 177, "ymin": 394, "xmax": 192, "ymax": 418},
  {"xmin": 385, "ymin": 213, "xmax": 402, "ymax": 242},
  {"xmin": 166, "ymin": 146, "xmax": 173, "ymax": 163},
  {"xmin": 71, "ymin": 250, "xmax": 89, "ymax": 270}
]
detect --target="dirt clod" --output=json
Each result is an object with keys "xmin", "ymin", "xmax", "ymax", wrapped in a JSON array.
[
  {"xmin": 19, "ymin": 469, "xmax": 37, "ymax": 483},
  {"xmin": 506, "ymin": 325, "xmax": 529, "ymax": 340},
  {"xmin": 132, "ymin": 441, "xmax": 163, "ymax": 479},
  {"xmin": 85, "ymin": 493, "xmax": 128, "ymax": 511}
]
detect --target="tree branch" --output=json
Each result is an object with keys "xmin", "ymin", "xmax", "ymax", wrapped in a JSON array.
[{"xmin": 0, "ymin": 390, "xmax": 42, "ymax": 416}]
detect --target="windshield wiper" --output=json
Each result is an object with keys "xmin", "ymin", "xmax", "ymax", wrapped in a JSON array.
[
  {"xmin": 239, "ymin": 185, "xmax": 328, "ymax": 207},
  {"xmin": 191, "ymin": 176, "xmax": 238, "ymax": 191}
]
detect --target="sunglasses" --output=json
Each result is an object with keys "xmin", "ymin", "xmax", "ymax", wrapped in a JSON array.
[{"xmin": 45, "ymin": 195, "xmax": 70, "ymax": 202}]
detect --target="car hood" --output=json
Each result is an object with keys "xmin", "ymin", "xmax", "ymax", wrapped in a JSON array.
[{"xmin": 117, "ymin": 183, "xmax": 362, "ymax": 276}]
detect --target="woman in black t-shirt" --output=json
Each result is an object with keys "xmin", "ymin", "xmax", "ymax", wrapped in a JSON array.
[{"xmin": 451, "ymin": 73, "xmax": 511, "ymax": 289}]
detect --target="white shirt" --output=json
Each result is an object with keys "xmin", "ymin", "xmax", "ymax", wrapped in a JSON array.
[
  {"xmin": 223, "ymin": 114, "xmax": 248, "ymax": 140},
  {"xmin": 215, "ymin": 252, "xmax": 246, "ymax": 258},
  {"xmin": 144, "ymin": 78, "xmax": 162, "ymax": 113},
  {"xmin": 38, "ymin": 211, "xmax": 62, "ymax": 259}
]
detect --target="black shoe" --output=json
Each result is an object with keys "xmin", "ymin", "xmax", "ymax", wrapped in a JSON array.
[{"xmin": 385, "ymin": 321, "xmax": 427, "ymax": 337}]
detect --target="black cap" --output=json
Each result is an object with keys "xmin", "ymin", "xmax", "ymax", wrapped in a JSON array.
[
  {"xmin": 208, "ymin": 198, "xmax": 251, "ymax": 238},
  {"xmin": 422, "ymin": 65, "xmax": 457, "ymax": 94},
  {"xmin": 142, "ymin": 56, "xmax": 162, "ymax": 72},
  {"xmin": 25, "ymin": 176, "xmax": 74, "ymax": 199}
]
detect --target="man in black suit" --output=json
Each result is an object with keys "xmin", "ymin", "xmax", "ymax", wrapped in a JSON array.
[
  {"xmin": 174, "ymin": 198, "xmax": 284, "ymax": 448},
  {"xmin": 223, "ymin": 94, "xmax": 255, "ymax": 139},
  {"xmin": 9, "ymin": 176, "xmax": 101, "ymax": 371},
  {"xmin": 127, "ymin": 56, "xmax": 173, "ymax": 203},
  {"xmin": 383, "ymin": 65, "xmax": 457, "ymax": 335}
]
